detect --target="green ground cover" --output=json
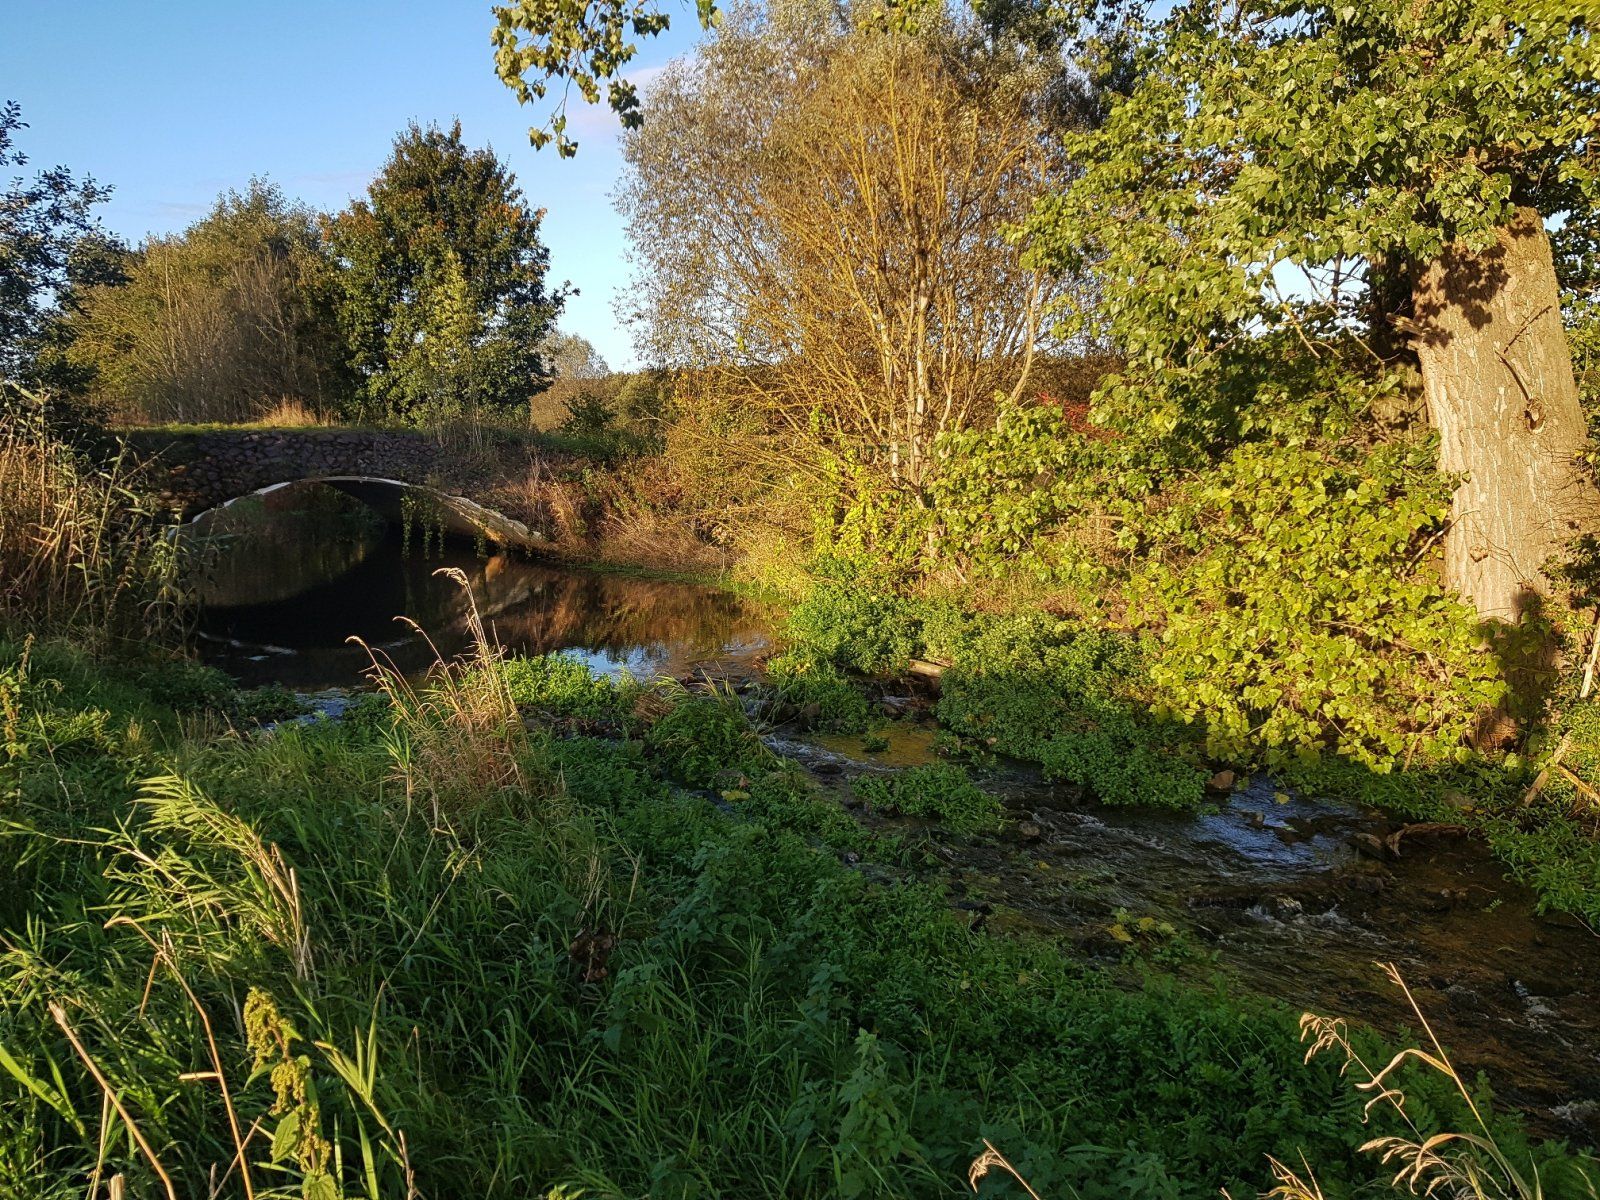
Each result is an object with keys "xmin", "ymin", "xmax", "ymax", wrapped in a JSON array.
[{"xmin": 1, "ymin": 636, "xmax": 1587, "ymax": 1198}]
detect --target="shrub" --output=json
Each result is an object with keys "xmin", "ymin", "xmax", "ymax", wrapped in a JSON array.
[
  {"xmin": 1129, "ymin": 436, "xmax": 1504, "ymax": 769},
  {"xmin": 230, "ymin": 684, "xmax": 312, "ymax": 726},
  {"xmin": 764, "ymin": 650, "xmax": 873, "ymax": 733},
  {"xmin": 784, "ymin": 592, "xmax": 1209, "ymax": 809},
  {"xmin": 500, "ymin": 652, "xmax": 632, "ymax": 718},
  {"xmin": 140, "ymin": 659, "xmax": 233, "ymax": 713},
  {"xmin": 783, "ymin": 579, "xmax": 925, "ymax": 676}
]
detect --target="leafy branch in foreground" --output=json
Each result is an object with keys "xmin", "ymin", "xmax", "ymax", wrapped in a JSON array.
[{"xmin": 491, "ymin": 0, "xmax": 717, "ymax": 156}]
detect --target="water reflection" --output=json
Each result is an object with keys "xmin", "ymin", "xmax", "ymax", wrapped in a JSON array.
[
  {"xmin": 189, "ymin": 485, "xmax": 389, "ymax": 609},
  {"xmin": 190, "ymin": 482, "xmax": 770, "ymax": 690}
]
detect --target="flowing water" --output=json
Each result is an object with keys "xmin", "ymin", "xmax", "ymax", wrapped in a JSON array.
[
  {"xmin": 187, "ymin": 482, "xmax": 1600, "ymax": 1144},
  {"xmin": 776, "ymin": 730, "xmax": 1600, "ymax": 1142}
]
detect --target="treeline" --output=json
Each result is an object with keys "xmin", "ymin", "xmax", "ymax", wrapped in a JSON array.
[{"xmin": 6, "ymin": 114, "xmax": 565, "ymax": 428}]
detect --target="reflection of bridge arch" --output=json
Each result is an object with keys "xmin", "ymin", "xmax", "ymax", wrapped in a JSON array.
[{"xmin": 188, "ymin": 476, "xmax": 541, "ymax": 551}]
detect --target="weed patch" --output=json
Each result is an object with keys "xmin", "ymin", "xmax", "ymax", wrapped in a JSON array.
[{"xmin": 854, "ymin": 763, "xmax": 1004, "ymax": 834}]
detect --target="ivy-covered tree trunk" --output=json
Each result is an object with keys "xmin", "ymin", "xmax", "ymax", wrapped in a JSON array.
[{"xmin": 1409, "ymin": 206, "xmax": 1600, "ymax": 623}]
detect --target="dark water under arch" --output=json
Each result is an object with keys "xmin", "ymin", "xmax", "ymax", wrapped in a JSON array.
[{"xmin": 186, "ymin": 479, "xmax": 768, "ymax": 690}]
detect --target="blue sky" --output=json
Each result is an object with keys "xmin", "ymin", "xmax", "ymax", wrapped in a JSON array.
[{"xmin": 3, "ymin": 1, "xmax": 704, "ymax": 369}]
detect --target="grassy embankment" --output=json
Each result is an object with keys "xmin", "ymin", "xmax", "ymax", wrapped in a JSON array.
[{"xmin": 4, "ymin": 632, "xmax": 1591, "ymax": 1199}]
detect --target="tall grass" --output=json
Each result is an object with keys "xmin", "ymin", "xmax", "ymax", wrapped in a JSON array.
[
  {"xmin": 0, "ymin": 388, "xmax": 179, "ymax": 644},
  {"xmin": 356, "ymin": 569, "xmax": 538, "ymax": 820},
  {"xmin": 1294, "ymin": 964, "xmax": 1598, "ymax": 1200}
]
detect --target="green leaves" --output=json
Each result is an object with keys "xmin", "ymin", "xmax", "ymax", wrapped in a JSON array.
[
  {"xmin": 326, "ymin": 121, "xmax": 563, "ymax": 425},
  {"xmin": 815, "ymin": 343, "xmax": 1502, "ymax": 774},
  {"xmin": 1129, "ymin": 414, "xmax": 1503, "ymax": 769},
  {"xmin": 1027, "ymin": 0, "xmax": 1600, "ymax": 379},
  {"xmin": 492, "ymin": 0, "xmax": 690, "ymax": 156},
  {"xmin": 853, "ymin": 763, "xmax": 1003, "ymax": 833}
]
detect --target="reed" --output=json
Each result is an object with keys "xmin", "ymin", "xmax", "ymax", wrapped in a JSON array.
[{"xmin": 0, "ymin": 388, "xmax": 178, "ymax": 644}]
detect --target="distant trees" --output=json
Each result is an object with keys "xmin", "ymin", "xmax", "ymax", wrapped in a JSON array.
[
  {"xmin": 618, "ymin": 6, "xmax": 1068, "ymax": 487},
  {"xmin": 542, "ymin": 330, "xmax": 609, "ymax": 384},
  {"xmin": 534, "ymin": 329, "xmax": 610, "ymax": 426},
  {"xmin": 16, "ymin": 120, "xmax": 570, "ymax": 429},
  {"xmin": 327, "ymin": 121, "xmax": 565, "ymax": 427},
  {"xmin": 0, "ymin": 101, "xmax": 120, "ymax": 387},
  {"xmin": 65, "ymin": 180, "xmax": 345, "ymax": 423}
]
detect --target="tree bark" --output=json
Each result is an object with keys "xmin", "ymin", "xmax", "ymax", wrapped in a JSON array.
[{"xmin": 1409, "ymin": 205, "xmax": 1600, "ymax": 623}]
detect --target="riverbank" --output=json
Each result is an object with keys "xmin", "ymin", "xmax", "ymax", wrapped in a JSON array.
[
  {"xmin": 3, "ymin": 631, "xmax": 1593, "ymax": 1197},
  {"xmin": 759, "ymin": 572, "xmax": 1600, "ymax": 938}
]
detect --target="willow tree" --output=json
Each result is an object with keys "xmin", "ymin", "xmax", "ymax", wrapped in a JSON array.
[
  {"xmin": 616, "ymin": 8, "xmax": 1065, "ymax": 488},
  {"xmin": 1027, "ymin": 0, "xmax": 1600, "ymax": 623}
]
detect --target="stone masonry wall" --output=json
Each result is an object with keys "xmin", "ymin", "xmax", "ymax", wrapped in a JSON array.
[{"xmin": 128, "ymin": 429, "xmax": 443, "ymax": 517}]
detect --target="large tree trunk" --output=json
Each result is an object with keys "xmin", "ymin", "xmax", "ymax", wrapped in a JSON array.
[{"xmin": 1409, "ymin": 205, "xmax": 1600, "ymax": 623}]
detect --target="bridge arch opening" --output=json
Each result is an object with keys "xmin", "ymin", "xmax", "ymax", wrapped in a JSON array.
[{"xmin": 185, "ymin": 476, "xmax": 540, "ymax": 552}]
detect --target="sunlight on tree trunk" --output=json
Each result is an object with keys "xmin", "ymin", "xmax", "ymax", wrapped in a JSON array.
[{"xmin": 1411, "ymin": 207, "xmax": 1600, "ymax": 623}]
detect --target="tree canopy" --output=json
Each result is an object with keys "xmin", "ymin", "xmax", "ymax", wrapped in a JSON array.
[
  {"xmin": 327, "ymin": 121, "xmax": 565, "ymax": 425},
  {"xmin": 619, "ymin": 4, "xmax": 1070, "ymax": 488},
  {"xmin": 1025, "ymin": 0, "xmax": 1600, "ymax": 371},
  {"xmin": 0, "ymin": 101, "xmax": 119, "ymax": 386},
  {"xmin": 64, "ymin": 180, "xmax": 344, "ymax": 423}
]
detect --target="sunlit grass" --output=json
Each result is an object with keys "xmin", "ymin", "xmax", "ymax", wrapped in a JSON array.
[{"xmin": 0, "ymin": 389, "xmax": 180, "ymax": 644}]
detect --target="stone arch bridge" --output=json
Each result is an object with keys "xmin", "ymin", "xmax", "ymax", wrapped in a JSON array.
[{"xmin": 129, "ymin": 428, "xmax": 540, "ymax": 549}]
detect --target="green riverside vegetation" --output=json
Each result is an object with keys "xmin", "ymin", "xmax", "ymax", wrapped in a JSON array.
[
  {"xmin": 8, "ymin": 0, "xmax": 1600, "ymax": 1192},
  {"xmin": 3, "ymin": 635, "xmax": 1591, "ymax": 1199}
]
